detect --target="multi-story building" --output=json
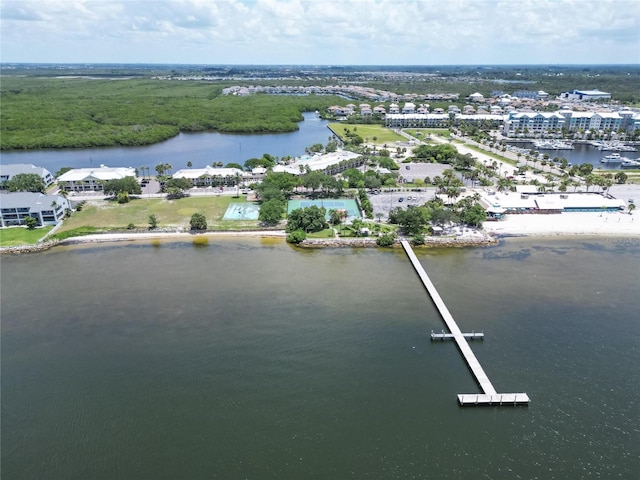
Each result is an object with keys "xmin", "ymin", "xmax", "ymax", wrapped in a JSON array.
[
  {"xmin": 558, "ymin": 111, "xmax": 624, "ymax": 132},
  {"xmin": 455, "ymin": 114, "xmax": 504, "ymax": 127},
  {"xmin": 172, "ymin": 166, "xmax": 247, "ymax": 187},
  {"xmin": 559, "ymin": 89, "xmax": 611, "ymax": 102},
  {"xmin": 57, "ymin": 166, "xmax": 137, "ymax": 192},
  {"xmin": 0, "ymin": 164, "xmax": 55, "ymax": 190},
  {"xmin": 502, "ymin": 112, "xmax": 566, "ymax": 136},
  {"xmin": 385, "ymin": 113, "xmax": 449, "ymax": 128},
  {"xmin": 1, "ymin": 192, "xmax": 70, "ymax": 227}
]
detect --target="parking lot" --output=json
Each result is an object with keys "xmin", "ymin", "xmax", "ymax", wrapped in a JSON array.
[{"xmin": 368, "ymin": 187, "xmax": 438, "ymax": 220}]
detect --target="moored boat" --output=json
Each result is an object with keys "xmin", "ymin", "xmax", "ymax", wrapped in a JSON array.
[{"xmin": 601, "ymin": 153, "xmax": 622, "ymax": 163}]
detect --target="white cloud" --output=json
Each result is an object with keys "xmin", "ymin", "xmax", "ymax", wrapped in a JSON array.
[{"xmin": 0, "ymin": 0, "xmax": 638, "ymax": 64}]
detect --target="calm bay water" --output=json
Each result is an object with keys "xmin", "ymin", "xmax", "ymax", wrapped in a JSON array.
[
  {"xmin": 2, "ymin": 238, "xmax": 639, "ymax": 479},
  {"xmin": 509, "ymin": 141, "xmax": 639, "ymax": 170},
  {"xmin": 0, "ymin": 112, "xmax": 331, "ymax": 172}
]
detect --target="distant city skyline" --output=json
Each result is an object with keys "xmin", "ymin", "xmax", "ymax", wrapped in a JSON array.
[{"xmin": 1, "ymin": 0, "xmax": 639, "ymax": 65}]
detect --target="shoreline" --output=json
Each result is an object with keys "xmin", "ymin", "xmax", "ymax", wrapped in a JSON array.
[{"xmin": 3, "ymin": 216, "xmax": 638, "ymax": 255}]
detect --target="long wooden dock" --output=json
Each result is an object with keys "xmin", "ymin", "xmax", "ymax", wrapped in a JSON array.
[{"xmin": 401, "ymin": 241, "xmax": 529, "ymax": 406}]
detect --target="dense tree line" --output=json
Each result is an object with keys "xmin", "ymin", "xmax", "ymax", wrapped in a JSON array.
[{"xmin": 0, "ymin": 77, "xmax": 345, "ymax": 150}]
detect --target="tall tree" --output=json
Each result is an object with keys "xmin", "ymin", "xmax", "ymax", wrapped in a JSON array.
[{"xmin": 5, "ymin": 173, "xmax": 46, "ymax": 193}]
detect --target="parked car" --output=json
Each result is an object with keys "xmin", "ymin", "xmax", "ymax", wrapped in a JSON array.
[{"xmin": 398, "ymin": 197, "xmax": 404, "ymax": 202}]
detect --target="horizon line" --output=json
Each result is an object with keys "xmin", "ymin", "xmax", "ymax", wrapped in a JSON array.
[{"xmin": 2, "ymin": 62, "xmax": 639, "ymax": 68}]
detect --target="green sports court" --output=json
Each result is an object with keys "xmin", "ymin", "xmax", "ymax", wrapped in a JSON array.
[{"xmin": 287, "ymin": 199, "xmax": 361, "ymax": 220}]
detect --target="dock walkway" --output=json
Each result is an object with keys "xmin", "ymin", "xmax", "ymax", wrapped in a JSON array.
[{"xmin": 401, "ymin": 240, "xmax": 529, "ymax": 406}]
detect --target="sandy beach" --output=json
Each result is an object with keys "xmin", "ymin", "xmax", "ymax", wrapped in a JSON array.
[{"xmin": 483, "ymin": 210, "xmax": 639, "ymax": 237}]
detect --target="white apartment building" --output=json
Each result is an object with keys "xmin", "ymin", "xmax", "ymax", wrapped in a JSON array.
[
  {"xmin": 57, "ymin": 166, "xmax": 137, "ymax": 192},
  {"xmin": 0, "ymin": 164, "xmax": 55, "ymax": 189},
  {"xmin": 1, "ymin": 192, "xmax": 71, "ymax": 227}
]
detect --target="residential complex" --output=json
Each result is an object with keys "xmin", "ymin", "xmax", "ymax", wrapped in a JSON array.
[
  {"xmin": 172, "ymin": 166, "xmax": 249, "ymax": 187},
  {"xmin": 1, "ymin": 192, "xmax": 70, "ymax": 227},
  {"xmin": 0, "ymin": 163, "xmax": 55, "ymax": 189},
  {"xmin": 57, "ymin": 166, "xmax": 137, "ymax": 192},
  {"xmin": 502, "ymin": 109, "xmax": 640, "ymax": 137}
]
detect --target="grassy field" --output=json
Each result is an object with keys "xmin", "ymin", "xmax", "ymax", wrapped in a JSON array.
[
  {"xmin": 54, "ymin": 196, "xmax": 260, "ymax": 235},
  {"xmin": 404, "ymin": 128, "xmax": 451, "ymax": 139},
  {"xmin": 0, "ymin": 226, "xmax": 53, "ymax": 246},
  {"xmin": 328, "ymin": 123, "xmax": 405, "ymax": 145}
]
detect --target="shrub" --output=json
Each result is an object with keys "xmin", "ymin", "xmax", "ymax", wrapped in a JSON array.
[
  {"xmin": 190, "ymin": 213, "xmax": 207, "ymax": 231},
  {"xmin": 126, "ymin": 223, "xmax": 136, "ymax": 230},
  {"xmin": 24, "ymin": 216, "xmax": 38, "ymax": 230},
  {"xmin": 286, "ymin": 230, "xmax": 306, "ymax": 244},
  {"xmin": 376, "ymin": 233, "xmax": 395, "ymax": 247},
  {"xmin": 411, "ymin": 234, "xmax": 425, "ymax": 245}
]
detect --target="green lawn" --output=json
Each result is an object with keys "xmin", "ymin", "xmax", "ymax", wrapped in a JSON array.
[
  {"xmin": 405, "ymin": 128, "xmax": 451, "ymax": 139},
  {"xmin": 456, "ymin": 143, "xmax": 518, "ymax": 166},
  {"xmin": 328, "ymin": 123, "xmax": 405, "ymax": 144},
  {"xmin": 55, "ymin": 195, "xmax": 261, "ymax": 235},
  {"xmin": 0, "ymin": 226, "xmax": 53, "ymax": 247},
  {"xmin": 307, "ymin": 228, "xmax": 335, "ymax": 238}
]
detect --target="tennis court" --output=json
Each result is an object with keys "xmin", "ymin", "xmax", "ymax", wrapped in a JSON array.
[{"xmin": 287, "ymin": 199, "xmax": 361, "ymax": 220}]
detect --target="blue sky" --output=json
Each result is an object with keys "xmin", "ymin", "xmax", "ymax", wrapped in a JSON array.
[{"xmin": 1, "ymin": 0, "xmax": 638, "ymax": 65}]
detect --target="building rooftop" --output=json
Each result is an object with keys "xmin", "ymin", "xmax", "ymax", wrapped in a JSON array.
[
  {"xmin": 0, "ymin": 163, "xmax": 52, "ymax": 179},
  {"xmin": 57, "ymin": 166, "xmax": 136, "ymax": 182},
  {"xmin": 173, "ymin": 166, "xmax": 245, "ymax": 179},
  {"xmin": 0, "ymin": 192, "xmax": 67, "ymax": 210}
]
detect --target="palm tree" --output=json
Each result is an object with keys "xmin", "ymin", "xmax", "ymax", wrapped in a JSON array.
[{"xmin": 234, "ymin": 172, "xmax": 242, "ymax": 197}]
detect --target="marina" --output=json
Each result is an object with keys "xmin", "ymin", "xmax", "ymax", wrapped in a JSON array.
[
  {"xmin": 506, "ymin": 140, "xmax": 639, "ymax": 170},
  {"xmin": 401, "ymin": 241, "xmax": 530, "ymax": 406},
  {"xmin": 590, "ymin": 140, "xmax": 637, "ymax": 152},
  {"xmin": 532, "ymin": 140, "xmax": 574, "ymax": 150}
]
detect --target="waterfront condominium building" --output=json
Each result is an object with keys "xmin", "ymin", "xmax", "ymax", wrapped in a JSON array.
[
  {"xmin": 501, "ymin": 112, "xmax": 566, "ymax": 137},
  {"xmin": 0, "ymin": 164, "xmax": 55, "ymax": 190},
  {"xmin": 1, "ymin": 192, "xmax": 70, "ymax": 227},
  {"xmin": 57, "ymin": 166, "xmax": 137, "ymax": 192}
]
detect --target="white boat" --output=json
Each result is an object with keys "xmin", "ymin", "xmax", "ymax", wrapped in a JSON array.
[
  {"xmin": 596, "ymin": 142, "xmax": 637, "ymax": 152},
  {"xmin": 601, "ymin": 153, "xmax": 622, "ymax": 163},
  {"xmin": 533, "ymin": 140, "xmax": 573, "ymax": 150},
  {"xmin": 621, "ymin": 158, "xmax": 640, "ymax": 168}
]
